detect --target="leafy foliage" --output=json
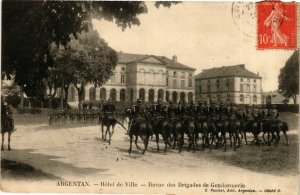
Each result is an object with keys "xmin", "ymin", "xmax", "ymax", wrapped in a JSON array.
[
  {"xmin": 49, "ymin": 30, "xmax": 117, "ymax": 101},
  {"xmin": 278, "ymin": 50, "xmax": 299, "ymax": 104},
  {"xmin": 2, "ymin": 1, "xmax": 179, "ymax": 98}
]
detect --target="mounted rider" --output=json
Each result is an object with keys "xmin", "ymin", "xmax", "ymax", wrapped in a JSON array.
[
  {"xmin": 176, "ymin": 100, "xmax": 186, "ymax": 119},
  {"xmin": 102, "ymin": 98, "xmax": 116, "ymax": 120},
  {"xmin": 166, "ymin": 100, "xmax": 177, "ymax": 120},
  {"xmin": 149, "ymin": 98, "xmax": 165, "ymax": 119},
  {"xmin": 186, "ymin": 100, "xmax": 196, "ymax": 117},
  {"xmin": 1, "ymin": 98, "xmax": 15, "ymax": 132}
]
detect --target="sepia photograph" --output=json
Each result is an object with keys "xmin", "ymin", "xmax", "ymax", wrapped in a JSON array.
[{"xmin": 1, "ymin": 1, "xmax": 299, "ymax": 194}]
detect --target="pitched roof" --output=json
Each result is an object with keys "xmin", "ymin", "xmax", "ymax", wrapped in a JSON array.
[
  {"xmin": 117, "ymin": 52, "xmax": 195, "ymax": 71},
  {"xmin": 195, "ymin": 64, "xmax": 261, "ymax": 79}
]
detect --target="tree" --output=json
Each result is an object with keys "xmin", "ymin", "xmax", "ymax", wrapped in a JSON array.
[
  {"xmin": 49, "ymin": 29, "xmax": 117, "ymax": 107},
  {"xmin": 2, "ymin": 1, "xmax": 179, "ymax": 99},
  {"xmin": 278, "ymin": 50, "xmax": 299, "ymax": 104}
]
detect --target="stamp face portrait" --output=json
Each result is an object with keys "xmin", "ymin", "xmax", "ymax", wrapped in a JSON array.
[{"xmin": 257, "ymin": 2, "xmax": 297, "ymax": 49}]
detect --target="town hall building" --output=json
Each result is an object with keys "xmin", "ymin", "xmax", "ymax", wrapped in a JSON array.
[{"xmin": 68, "ymin": 52, "xmax": 195, "ymax": 104}]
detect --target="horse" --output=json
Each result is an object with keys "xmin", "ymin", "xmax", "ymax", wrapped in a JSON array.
[
  {"xmin": 227, "ymin": 115, "xmax": 241, "ymax": 151},
  {"xmin": 262, "ymin": 119, "xmax": 279, "ymax": 147},
  {"xmin": 183, "ymin": 115, "xmax": 196, "ymax": 151},
  {"xmin": 171, "ymin": 116, "xmax": 184, "ymax": 152},
  {"xmin": 207, "ymin": 116, "xmax": 220, "ymax": 149},
  {"xmin": 151, "ymin": 114, "xmax": 171, "ymax": 153},
  {"xmin": 99, "ymin": 112, "xmax": 127, "ymax": 145},
  {"xmin": 125, "ymin": 109, "xmax": 151, "ymax": 154}
]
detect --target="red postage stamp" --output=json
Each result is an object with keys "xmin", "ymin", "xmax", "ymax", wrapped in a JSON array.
[{"xmin": 257, "ymin": 1, "xmax": 297, "ymax": 49}]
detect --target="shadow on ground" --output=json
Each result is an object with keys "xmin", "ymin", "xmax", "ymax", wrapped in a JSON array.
[
  {"xmin": 1, "ymin": 149, "xmax": 110, "ymax": 180},
  {"xmin": 202, "ymin": 134, "xmax": 299, "ymax": 176}
]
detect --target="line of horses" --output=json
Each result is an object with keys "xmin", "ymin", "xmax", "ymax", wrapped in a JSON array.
[
  {"xmin": 99, "ymin": 108, "xmax": 290, "ymax": 155},
  {"xmin": 48, "ymin": 109, "xmax": 101, "ymax": 125}
]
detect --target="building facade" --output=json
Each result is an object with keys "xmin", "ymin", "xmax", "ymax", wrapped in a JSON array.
[
  {"xmin": 195, "ymin": 64, "xmax": 262, "ymax": 105},
  {"xmin": 68, "ymin": 52, "xmax": 195, "ymax": 103}
]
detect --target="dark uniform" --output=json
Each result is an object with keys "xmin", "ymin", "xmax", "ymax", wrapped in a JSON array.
[
  {"xmin": 1, "ymin": 100, "xmax": 15, "ymax": 132},
  {"xmin": 102, "ymin": 99, "xmax": 116, "ymax": 120},
  {"xmin": 176, "ymin": 100, "xmax": 186, "ymax": 119},
  {"xmin": 166, "ymin": 101, "xmax": 177, "ymax": 120}
]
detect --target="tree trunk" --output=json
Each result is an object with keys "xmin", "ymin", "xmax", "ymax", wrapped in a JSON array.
[
  {"xmin": 75, "ymin": 84, "xmax": 85, "ymax": 109},
  {"xmin": 60, "ymin": 81, "xmax": 64, "ymax": 109},
  {"xmin": 20, "ymin": 86, "xmax": 24, "ymax": 109},
  {"xmin": 292, "ymin": 94, "xmax": 297, "ymax": 104}
]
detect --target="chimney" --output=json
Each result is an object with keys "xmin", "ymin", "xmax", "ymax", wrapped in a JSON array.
[
  {"xmin": 257, "ymin": 71, "xmax": 260, "ymax": 76},
  {"xmin": 172, "ymin": 55, "xmax": 177, "ymax": 63},
  {"xmin": 239, "ymin": 64, "xmax": 245, "ymax": 69}
]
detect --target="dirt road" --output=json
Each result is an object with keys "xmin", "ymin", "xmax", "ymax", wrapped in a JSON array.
[{"xmin": 1, "ymin": 119, "xmax": 299, "ymax": 194}]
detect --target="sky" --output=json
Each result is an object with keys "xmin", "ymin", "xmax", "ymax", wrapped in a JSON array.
[{"xmin": 93, "ymin": 2, "xmax": 296, "ymax": 92}]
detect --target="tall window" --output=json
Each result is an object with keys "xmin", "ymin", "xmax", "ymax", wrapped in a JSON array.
[
  {"xmin": 254, "ymin": 79, "xmax": 256, "ymax": 83},
  {"xmin": 121, "ymin": 74, "xmax": 125, "ymax": 84},
  {"xmin": 173, "ymin": 79, "xmax": 177, "ymax": 88},
  {"xmin": 253, "ymin": 85, "xmax": 257, "ymax": 92},
  {"xmin": 199, "ymin": 85, "xmax": 202, "ymax": 93},
  {"xmin": 240, "ymin": 94, "xmax": 244, "ymax": 102},
  {"xmin": 240, "ymin": 78, "xmax": 243, "ymax": 82},
  {"xmin": 207, "ymin": 85, "xmax": 211, "ymax": 93},
  {"xmin": 226, "ymin": 94, "xmax": 230, "ymax": 102},
  {"xmin": 226, "ymin": 83, "xmax": 229, "ymax": 91},
  {"xmin": 166, "ymin": 77, "xmax": 169, "ymax": 87},
  {"xmin": 188, "ymin": 73, "xmax": 192, "ymax": 87},
  {"xmin": 246, "ymin": 84, "xmax": 250, "ymax": 92},
  {"xmin": 181, "ymin": 80, "xmax": 185, "ymax": 88},
  {"xmin": 240, "ymin": 84, "xmax": 243, "ymax": 92},
  {"xmin": 253, "ymin": 95, "xmax": 257, "ymax": 103}
]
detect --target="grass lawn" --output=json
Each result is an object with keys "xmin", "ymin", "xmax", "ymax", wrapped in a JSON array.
[{"xmin": 207, "ymin": 134, "xmax": 299, "ymax": 176}]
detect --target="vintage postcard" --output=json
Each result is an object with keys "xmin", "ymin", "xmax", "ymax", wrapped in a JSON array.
[{"xmin": 1, "ymin": 1, "xmax": 299, "ymax": 194}]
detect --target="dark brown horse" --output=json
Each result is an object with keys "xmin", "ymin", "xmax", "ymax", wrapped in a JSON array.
[
  {"xmin": 125, "ymin": 109, "xmax": 152, "ymax": 154},
  {"xmin": 151, "ymin": 115, "xmax": 171, "ymax": 153},
  {"xmin": 99, "ymin": 113, "xmax": 127, "ymax": 145}
]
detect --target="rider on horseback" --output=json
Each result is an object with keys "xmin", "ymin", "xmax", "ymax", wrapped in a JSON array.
[
  {"xmin": 129, "ymin": 99, "xmax": 146, "ymax": 133},
  {"xmin": 1, "ymin": 98, "xmax": 15, "ymax": 132},
  {"xmin": 102, "ymin": 98, "xmax": 116, "ymax": 120},
  {"xmin": 166, "ymin": 101, "xmax": 177, "ymax": 120}
]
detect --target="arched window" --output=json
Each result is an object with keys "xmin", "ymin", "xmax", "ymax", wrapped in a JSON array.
[
  {"xmin": 120, "ymin": 89, "xmax": 126, "ymax": 102},
  {"xmin": 172, "ymin": 91, "xmax": 178, "ymax": 103},
  {"xmin": 110, "ymin": 88, "xmax": 116, "ymax": 101},
  {"xmin": 149, "ymin": 89, "xmax": 155, "ymax": 102},
  {"xmin": 158, "ymin": 89, "xmax": 164, "ymax": 101},
  {"xmin": 89, "ymin": 87, "xmax": 96, "ymax": 101},
  {"xmin": 180, "ymin": 92, "xmax": 185, "ymax": 101},
  {"xmin": 166, "ymin": 91, "xmax": 169, "ymax": 101},
  {"xmin": 100, "ymin": 88, "xmax": 106, "ymax": 101},
  {"xmin": 129, "ymin": 89, "xmax": 134, "ymax": 102},
  {"xmin": 139, "ymin": 88, "xmax": 145, "ymax": 102}
]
